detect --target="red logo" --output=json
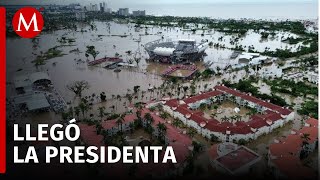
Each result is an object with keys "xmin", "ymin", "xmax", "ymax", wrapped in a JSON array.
[{"xmin": 12, "ymin": 7, "xmax": 44, "ymax": 38}]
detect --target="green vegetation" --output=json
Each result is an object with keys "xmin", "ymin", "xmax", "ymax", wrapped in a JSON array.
[
  {"xmin": 261, "ymin": 41, "xmax": 318, "ymax": 59},
  {"xmin": 281, "ymin": 36, "xmax": 308, "ymax": 44},
  {"xmin": 293, "ymin": 56, "xmax": 318, "ymax": 68},
  {"xmin": 57, "ymin": 36, "xmax": 76, "ymax": 44},
  {"xmin": 32, "ymin": 47, "xmax": 65, "ymax": 67},
  {"xmin": 298, "ymin": 101, "xmax": 318, "ymax": 119},
  {"xmin": 66, "ymin": 80, "xmax": 90, "ymax": 98},
  {"xmin": 107, "ymin": 113, "xmax": 120, "ymax": 120},
  {"xmin": 86, "ymin": 45, "xmax": 100, "ymax": 60},
  {"xmin": 265, "ymin": 78, "xmax": 318, "ymax": 97},
  {"xmin": 201, "ymin": 69, "xmax": 215, "ymax": 79}
]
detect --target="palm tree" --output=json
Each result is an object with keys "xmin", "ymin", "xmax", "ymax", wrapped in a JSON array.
[
  {"xmin": 95, "ymin": 123, "xmax": 102, "ymax": 135},
  {"xmin": 160, "ymin": 112, "xmax": 169, "ymax": 121},
  {"xmin": 116, "ymin": 94, "xmax": 121, "ymax": 101},
  {"xmin": 116, "ymin": 114, "xmax": 125, "ymax": 133},
  {"xmin": 98, "ymin": 106, "xmax": 106, "ymax": 120},
  {"xmin": 187, "ymin": 128, "xmax": 196, "ymax": 138},
  {"xmin": 74, "ymin": 106, "xmax": 80, "ymax": 120},
  {"xmin": 126, "ymin": 94, "xmax": 133, "ymax": 105},
  {"xmin": 301, "ymin": 133, "xmax": 311, "ymax": 145},
  {"xmin": 230, "ymin": 116, "xmax": 236, "ymax": 123},
  {"xmin": 235, "ymin": 115, "xmax": 242, "ymax": 121},
  {"xmin": 79, "ymin": 102, "xmax": 89, "ymax": 118},
  {"xmin": 210, "ymin": 113, "xmax": 217, "ymax": 118},
  {"xmin": 221, "ymin": 116, "xmax": 229, "ymax": 122},
  {"xmin": 172, "ymin": 119, "xmax": 180, "ymax": 128},
  {"xmin": 210, "ymin": 134, "xmax": 219, "ymax": 142},
  {"xmin": 144, "ymin": 113, "xmax": 154, "ymax": 127},
  {"xmin": 136, "ymin": 110, "xmax": 142, "ymax": 119},
  {"xmin": 157, "ymin": 122, "xmax": 167, "ymax": 142}
]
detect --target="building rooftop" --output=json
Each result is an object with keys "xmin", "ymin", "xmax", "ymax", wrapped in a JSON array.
[
  {"xmin": 78, "ymin": 123, "xmax": 104, "ymax": 146},
  {"xmin": 272, "ymin": 155, "xmax": 317, "ymax": 180},
  {"xmin": 163, "ymin": 85, "xmax": 293, "ymax": 136},
  {"xmin": 268, "ymin": 118, "xmax": 318, "ymax": 179},
  {"xmin": 305, "ymin": 118, "xmax": 318, "ymax": 127},
  {"xmin": 14, "ymin": 72, "xmax": 51, "ymax": 88},
  {"xmin": 13, "ymin": 93, "xmax": 50, "ymax": 111},
  {"xmin": 214, "ymin": 146, "xmax": 261, "ymax": 174}
]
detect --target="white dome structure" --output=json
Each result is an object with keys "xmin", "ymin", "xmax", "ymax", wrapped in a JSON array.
[{"xmin": 153, "ymin": 47, "xmax": 175, "ymax": 56}]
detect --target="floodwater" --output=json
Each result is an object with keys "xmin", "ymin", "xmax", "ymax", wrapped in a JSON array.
[
  {"xmin": 6, "ymin": 20, "xmax": 312, "ymax": 121},
  {"xmin": 7, "ymin": 21, "xmax": 307, "ymax": 97}
]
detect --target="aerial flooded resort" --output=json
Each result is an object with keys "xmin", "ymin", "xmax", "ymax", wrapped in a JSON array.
[{"xmin": 4, "ymin": 1, "xmax": 319, "ymax": 179}]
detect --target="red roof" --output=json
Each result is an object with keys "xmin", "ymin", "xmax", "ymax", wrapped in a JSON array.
[
  {"xmin": 123, "ymin": 113, "xmax": 136, "ymax": 123},
  {"xmin": 159, "ymin": 85, "xmax": 292, "ymax": 136},
  {"xmin": 241, "ymin": 94, "xmax": 262, "ymax": 104},
  {"xmin": 229, "ymin": 126, "xmax": 252, "ymax": 134},
  {"xmin": 170, "ymin": 142, "xmax": 191, "ymax": 164},
  {"xmin": 272, "ymin": 155, "xmax": 317, "ymax": 180},
  {"xmin": 78, "ymin": 123, "xmax": 104, "ymax": 146},
  {"xmin": 176, "ymin": 105, "xmax": 193, "ymax": 116},
  {"xmin": 141, "ymin": 108, "xmax": 192, "ymax": 147},
  {"xmin": 275, "ymin": 107, "xmax": 292, "ymax": 115},
  {"xmin": 205, "ymin": 121, "xmax": 227, "ymax": 133},
  {"xmin": 265, "ymin": 112, "xmax": 282, "ymax": 122},
  {"xmin": 299, "ymin": 126, "xmax": 318, "ymax": 144},
  {"xmin": 183, "ymin": 90, "xmax": 223, "ymax": 104},
  {"xmin": 190, "ymin": 113, "xmax": 207, "ymax": 124},
  {"xmin": 219, "ymin": 122, "xmax": 234, "ymax": 127},
  {"xmin": 247, "ymin": 118, "xmax": 268, "ymax": 129},
  {"xmin": 102, "ymin": 120, "xmax": 118, "ymax": 129},
  {"xmin": 102, "ymin": 114, "xmax": 136, "ymax": 130},
  {"xmin": 269, "ymin": 134, "xmax": 302, "ymax": 158},
  {"xmin": 269, "ymin": 121, "xmax": 318, "ymax": 179},
  {"xmin": 165, "ymin": 99, "xmax": 179, "ymax": 107},
  {"xmin": 215, "ymin": 86, "xmax": 244, "ymax": 96},
  {"xmin": 215, "ymin": 146, "xmax": 260, "ymax": 172},
  {"xmin": 216, "ymin": 85, "xmax": 293, "ymax": 115},
  {"xmin": 305, "ymin": 118, "xmax": 318, "ymax": 127}
]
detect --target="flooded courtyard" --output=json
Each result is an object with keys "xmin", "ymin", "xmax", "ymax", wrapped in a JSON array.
[{"xmin": 203, "ymin": 101, "xmax": 251, "ymax": 122}]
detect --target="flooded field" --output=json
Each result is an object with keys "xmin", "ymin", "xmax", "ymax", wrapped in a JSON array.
[{"xmin": 7, "ymin": 21, "xmax": 307, "ymax": 100}]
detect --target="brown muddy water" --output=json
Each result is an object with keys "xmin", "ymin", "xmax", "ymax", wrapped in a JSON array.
[{"xmin": 6, "ymin": 21, "xmax": 314, "ymax": 141}]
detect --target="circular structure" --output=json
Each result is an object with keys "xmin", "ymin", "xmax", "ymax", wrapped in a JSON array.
[
  {"xmin": 145, "ymin": 39, "xmax": 209, "ymax": 63},
  {"xmin": 29, "ymin": 72, "xmax": 51, "ymax": 85}
]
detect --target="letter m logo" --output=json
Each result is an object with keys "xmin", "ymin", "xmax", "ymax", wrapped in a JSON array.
[
  {"xmin": 16, "ymin": 12, "xmax": 40, "ymax": 32},
  {"xmin": 12, "ymin": 7, "xmax": 44, "ymax": 38}
]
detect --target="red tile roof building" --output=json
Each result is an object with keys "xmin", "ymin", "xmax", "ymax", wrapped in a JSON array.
[
  {"xmin": 78, "ymin": 123, "xmax": 104, "ymax": 146},
  {"xmin": 209, "ymin": 144, "xmax": 261, "ymax": 175},
  {"xmin": 268, "ymin": 118, "xmax": 318, "ymax": 179},
  {"xmin": 162, "ymin": 85, "xmax": 294, "ymax": 142}
]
